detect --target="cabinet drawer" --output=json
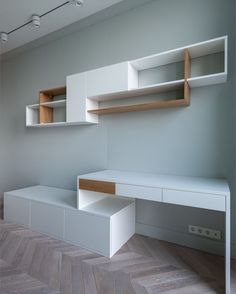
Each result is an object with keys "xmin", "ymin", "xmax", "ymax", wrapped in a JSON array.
[
  {"xmin": 65, "ymin": 209, "xmax": 110, "ymax": 256},
  {"xmin": 163, "ymin": 189, "xmax": 226, "ymax": 211},
  {"xmin": 116, "ymin": 184, "xmax": 162, "ymax": 202},
  {"xmin": 31, "ymin": 201, "xmax": 64, "ymax": 239},
  {"xmin": 79, "ymin": 179, "xmax": 115, "ymax": 195},
  {"xmin": 4, "ymin": 194, "xmax": 30, "ymax": 227}
]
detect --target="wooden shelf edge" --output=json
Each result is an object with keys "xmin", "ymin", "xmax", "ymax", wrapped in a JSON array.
[
  {"xmin": 88, "ymin": 98, "xmax": 189, "ymax": 115},
  {"xmin": 40, "ymin": 86, "xmax": 66, "ymax": 96}
]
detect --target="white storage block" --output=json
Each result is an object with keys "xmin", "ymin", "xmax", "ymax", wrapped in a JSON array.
[
  {"xmin": 87, "ymin": 62, "xmax": 138, "ymax": 99},
  {"xmin": 66, "ymin": 197, "xmax": 135, "ymax": 257},
  {"xmin": 4, "ymin": 185, "xmax": 135, "ymax": 258}
]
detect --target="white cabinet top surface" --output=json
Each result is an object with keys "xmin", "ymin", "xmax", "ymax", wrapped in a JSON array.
[
  {"xmin": 5, "ymin": 185, "xmax": 77, "ymax": 209},
  {"xmin": 78, "ymin": 170, "xmax": 229, "ymax": 196},
  {"xmin": 82, "ymin": 197, "xmax": 133, "ymax": 217}
]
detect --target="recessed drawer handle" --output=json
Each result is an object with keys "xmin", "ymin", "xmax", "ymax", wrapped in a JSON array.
[{"xmin": 79, "ymin": 179, "xmax": 115, "ymax": 194}]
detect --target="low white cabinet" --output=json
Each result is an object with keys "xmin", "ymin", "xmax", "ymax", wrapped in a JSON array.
[
  {"xmin": 4, "ymin": 185, "xmax": 135, "ymax": 258},
  {"xmin": 65, "ymin": 198, "xmax": 135, "ymax": 257}
]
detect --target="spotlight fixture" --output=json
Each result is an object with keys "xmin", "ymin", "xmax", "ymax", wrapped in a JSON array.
[
  {"xmin": 70, "ymin": 0, "xmax": 84, "ymax": 7},
  {"xmin": 0, "ymin": 32, "xmax": 8, "ymax": 43},
  {"xmin": 32, "ymin": 15, "xmax": 41, "ymax": 28}
]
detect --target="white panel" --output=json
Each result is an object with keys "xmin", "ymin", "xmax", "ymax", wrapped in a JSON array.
[
  {"xmin": 188, "ymin": 37, "xmax": 225, "ymax": 59},
  {"xmin": 81, "ymin": 197, "xmax": 134, "ymax": 217},
  {"xmin": 128, "ymin": 62, "xmax": 138, "ymax": 89},
  {"xmin": 116, "ymin": 184, "xmax": 162, "ymax": 202},
  {"xmin": 87, "ymin": 62, "xmax": 129, "ymax": 98},
  {"xmin": 4, "ymin": 185, "xmax": 76, "ymax": 209},
  {"xmin": 31, "ymin": 201, "xmax": 64, "ymax": 239},
  {"xmin": 85, "ymin": 98, "xmax": 98, "ymax": 123},
  {"xmin": 66, "ymin": 72, "xmax": 86, "ymax": 123},
  {"xmin": 131, "ymin": 48, "xmax": 184, "ymax": 71},
  {"xmin": 26, "ymin": 106, "xmax": 39, "ymax": 126},
  {"xmin": 111, "ymin": 202, "xmax": 135, "ymax": 257},
  {"xmin": 224, "ymin": 36, "xmax": 228, "ymax": 75},
  {"xmin": 188, "ymin": 73, "xmax": 227, "ymax": 88},
  {"xmin": 65, "ymin": 209, "xmax": 110, "ymax": 257},
  {"xmin": 67, "ymin": 72, "xmax": 98, "ymax": 124},
  {"xmin": 163, "ymin": 189, "xmax": 226, "ymax": 212},
  {"xmin": 131, "ymin": 36, "xmax": 226, "ymax": 71},
  {"xmin": 4, "ymin": 194, "xmax": 30, "ymax": 227},
  {"xmin": 77, "ymin": 189, "xmax": 108, "ymax": 209}
]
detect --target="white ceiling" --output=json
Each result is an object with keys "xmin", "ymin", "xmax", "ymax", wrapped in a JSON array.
[{"xmin": 0, "ymin": 0, "xmax": 124, "ymax": 54}]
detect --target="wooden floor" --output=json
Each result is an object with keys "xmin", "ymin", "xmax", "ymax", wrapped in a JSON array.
[{"xmin": 0, "ymin": 221, "xmax": 234, "ymax": 294}]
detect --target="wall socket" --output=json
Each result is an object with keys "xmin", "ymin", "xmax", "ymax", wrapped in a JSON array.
[{"xmin": 188, "ymin": 225, "xmax": 221, "ymax": 240}]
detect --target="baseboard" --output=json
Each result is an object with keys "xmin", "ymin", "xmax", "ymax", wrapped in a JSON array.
[{"xmin": 136, "ymin": 222, "xmax": 236, "ymax": 258}]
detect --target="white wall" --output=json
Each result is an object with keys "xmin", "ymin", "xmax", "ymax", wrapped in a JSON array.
[{"xmin": 1, "ymin": 0, "xmax": 235, "ymax": 255}]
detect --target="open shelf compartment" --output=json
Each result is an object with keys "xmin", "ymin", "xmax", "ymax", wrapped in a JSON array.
[
  {"xmin": 88, "ymin": 48, "xmax": 191, "ymax": 115},
  {"xmin": 39, "ymin": 86, "xmax": 66, "ymax": 124}
]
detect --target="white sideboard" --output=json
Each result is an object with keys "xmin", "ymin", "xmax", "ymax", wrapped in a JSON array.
[{"xmin": 4, "ymin": 185, "xmax": 135, "ymax": 258}]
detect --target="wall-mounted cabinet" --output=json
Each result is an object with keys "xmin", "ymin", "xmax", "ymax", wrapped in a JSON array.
[{"xmin": 26, "ymin": 36, "xmax": 227, "ymax": 127}]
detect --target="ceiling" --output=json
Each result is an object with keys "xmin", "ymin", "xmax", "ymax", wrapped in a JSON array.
[{"xmin": 0, "ymin": 0, "xmax": 124, "ymax": 54}]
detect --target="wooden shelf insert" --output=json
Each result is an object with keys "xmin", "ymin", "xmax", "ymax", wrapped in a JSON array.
[
  {"xmin": 40, "ymin": 86, "xmax": 66, "ymax": 103},
  {"xmin": 39, "ymin": 86, "xmax": 66, "ymax": 124}
]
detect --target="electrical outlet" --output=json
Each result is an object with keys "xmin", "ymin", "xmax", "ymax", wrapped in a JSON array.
[{"xmin": 188, "ymin": 225, "xmax": 221, "ymax": 240}]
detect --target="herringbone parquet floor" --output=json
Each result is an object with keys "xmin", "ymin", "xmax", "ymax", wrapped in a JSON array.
[{"xmin": 0, "ymin": 220, "xmax": 234, "ymax": 294}]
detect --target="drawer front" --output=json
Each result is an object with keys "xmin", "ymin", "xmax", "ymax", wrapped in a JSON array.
[
  {"xmin": 79, "ymin": 179, "xmax": 115, "ymax": 195},
  {"xmin": 4, "ymin": 194, "xmax": 30, "ymax": 227},
  {"xmin": 87, "ymin": 62, "xmax": 128, "ymax": 97},
  {"xmin": 116, "ymin": 184, "xmax": 162, "ymax": 202},
  {"xmin": 65, "ymin": 209, "xmax": 110, "ymax": 256},
  {"xmin": 163, "ymin": 189, "xmax": 226, "ymax": 211},
  {"xmin": 31, "ymin": 201, "xmax": 64, "ymax": 239}
]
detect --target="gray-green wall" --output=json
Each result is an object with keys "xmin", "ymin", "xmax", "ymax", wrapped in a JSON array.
[{"xmin": 1, "ymin": 0, "xmax": 235, "ymax": 256}]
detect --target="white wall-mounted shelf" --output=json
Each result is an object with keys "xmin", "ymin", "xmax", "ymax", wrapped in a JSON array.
[
  {"xmin": 26, "ymin": 36, "xmax": 228, "ymax": 126},
  {"xmin": 87, "ymin": 36, "xmax": 227, "ymax": 115}
]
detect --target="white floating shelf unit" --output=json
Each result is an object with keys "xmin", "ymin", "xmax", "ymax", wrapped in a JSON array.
[
  {"xmin": 26, "ymin": 36, "xmax": 227, "ymax": 126},
  {"xmin": 87, "ymin": 35, "xmax": 227, "ymax": 115}
]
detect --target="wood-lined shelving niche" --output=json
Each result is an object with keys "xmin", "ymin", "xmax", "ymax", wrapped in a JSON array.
[
  {"xmin": 26, "ymin": 86, "xmax": 67, "ymax": 126},
  {"xmin": 26, "ymin": 36, "xmax": 227, "ymax": 127}
]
